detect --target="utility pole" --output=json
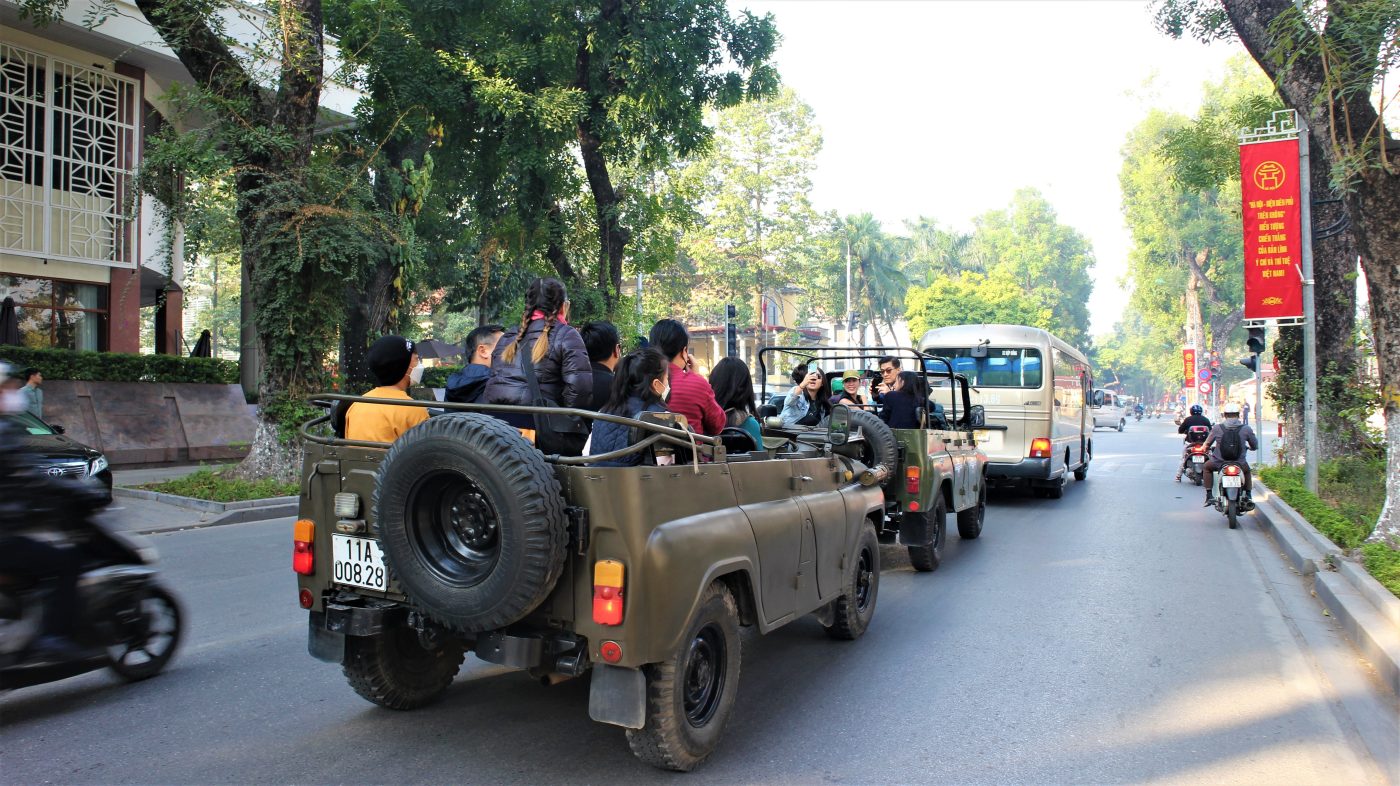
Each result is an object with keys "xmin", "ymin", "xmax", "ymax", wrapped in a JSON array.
[
  {"xmin": 1298, "ymin": 118, "xmax": 1320, "ymax": 493},
  {"xmin": 844, "ymin": 237, "xmax": 852, "ymax": 348}
]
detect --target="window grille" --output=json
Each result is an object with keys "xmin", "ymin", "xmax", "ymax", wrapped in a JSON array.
[{"xmin": 0, "ymin": 43, "xmax": 138, "ymax": 267}]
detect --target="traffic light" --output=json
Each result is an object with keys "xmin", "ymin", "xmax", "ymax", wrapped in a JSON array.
[
  {"xmin": 1246, "ymin": 327, "xmax": 1266, "ymax": 354},
  {"xmin": 1240, "ymin": 356, "xmax": 1260, "ymax": 373}
]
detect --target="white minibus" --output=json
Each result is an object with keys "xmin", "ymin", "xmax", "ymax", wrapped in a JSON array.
[{"xmin": 920, "ymin": 324, "xmax": 1092, "ymax": 498}]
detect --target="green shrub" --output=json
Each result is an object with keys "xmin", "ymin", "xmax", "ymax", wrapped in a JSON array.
[
  {"xmin": 1360, "ymin": 544, "xmax": 1400, "ymax": 598},
  {"xmin": 422, "ymin": 365, "xmax": 461, "ymax": 389},
  {"xmin": 1259, "ymin": 466, "xmax": 1368, "ymax": 548},
  {"xmin": 141, "ymin": 469, "xmax": 296, "ymax": 502},
  {"xmin": 0, "ymin": 346, "xmax": 239, "ymax": 384}
]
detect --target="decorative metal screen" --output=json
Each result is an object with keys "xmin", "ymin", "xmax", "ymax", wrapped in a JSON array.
[{"xmin": 0, "ymin": 43, "xmax": 138, "ymax": 267}]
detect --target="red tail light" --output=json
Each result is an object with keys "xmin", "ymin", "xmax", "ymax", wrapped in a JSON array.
[
  {"xmin": 293, "ymin": 519, "xmax": 315, "ymax": 575},
  {"xmin": 1190, "ymin": 444, "xmax": 1208, "ymax": 454},
  {"xmin": 1223, "ymin": 465, "xmax": 1242, "ymax": 477},
  {"xmin": 905, "ymin": 466, "xmax": 921, "ymax": 494},
  {"xmin": 299, "ymin": 588, "xmax": 315, "ymax": 609},
  {"xmin": 600, "ymin": 641, "xmax": 623, "ymax": 663},
  {"xmin": 593, "ymin": 560, "xmax": 625, "ymax": 626},
  {"xmin": 1029, "ymin": 438, "xmax": 1052, "ymax": 459}
]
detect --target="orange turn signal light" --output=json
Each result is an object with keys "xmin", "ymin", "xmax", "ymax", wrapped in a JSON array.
[
  {"xmin": 293, "ymin": 519, "xmax": 315, "ymax": 575},
  {"xmin": 905, "ymin": 466, "xmax": 920, "ymax": 495},
  {"xmin": 593, "ymin": 559, "xmax": 625, "ymax": 626}
]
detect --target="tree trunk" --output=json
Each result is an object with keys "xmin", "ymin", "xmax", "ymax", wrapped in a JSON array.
[
  {"xmin": 1310, "ymin": 164, "xmax": 1364, "ymax": 460},
  {"xmin": 575, "ymin": 6, "xmax": 629, "ymax": 316},
  {"xmin": 1353, "ymin": 183, "xmax": 1400, "ymax": 546}
]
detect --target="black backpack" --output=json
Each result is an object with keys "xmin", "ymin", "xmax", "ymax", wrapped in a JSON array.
[{"xmin": 1218, "ymin": 425, "xmax": 1244, "ymax": 460}]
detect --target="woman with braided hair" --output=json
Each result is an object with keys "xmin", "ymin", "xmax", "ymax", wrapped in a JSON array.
[{"xmin": 484, "ymin": 277, "xmax": 593, "ymax": 455}]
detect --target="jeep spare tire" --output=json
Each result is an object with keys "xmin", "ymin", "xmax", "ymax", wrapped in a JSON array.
[
  {"xmin": 373, "ymin": 413, "xmax": 568, "ymax": 633},
  {"xmin": 847, "ymin": 408, "xmax": 898, "ymax": 489}
]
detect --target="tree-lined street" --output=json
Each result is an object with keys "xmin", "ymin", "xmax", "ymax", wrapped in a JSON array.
[{"xmin": 3, "ymin": 420, "xmax": 1393, "ymax": 783}]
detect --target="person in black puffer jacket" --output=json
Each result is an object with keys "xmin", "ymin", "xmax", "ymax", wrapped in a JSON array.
[
  {"xmin": 484, "ymin": 277, "xmax": 593, "ymax": 455},
  {"xmin": 586, "ymin": 348, "xmax": 670, "ymax": 467}
]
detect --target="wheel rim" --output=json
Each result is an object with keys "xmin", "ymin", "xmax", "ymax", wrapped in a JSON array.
[
  {"xmin": 854, "ymin": 545, "xmax": 875, "ymax": 612},
  {"xmin": 683, "ymin": 624, "xmax": 727, "ymax": 727},
  {"xmin": 110, "ymin": 593, "xmax": 178, "ymax": 669},
  {"xmin": 408, "ymin": 470, "xmax": 501, "ymax": 587}
]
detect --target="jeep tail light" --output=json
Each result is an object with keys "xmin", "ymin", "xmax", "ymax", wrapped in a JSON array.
[
  {"xmin": 593, "ymin": 559, "xmax": 625, "ymax": 626},
  {"xmin": 905, "ymin": 466, "xmax": 920, "ymax": 495},
  {"xmin": 600, "ymin": 641, "xmax": 623, "ymax": 664},
  {"xmin": 293, "ymin": 519, "xmax": 315, "ymax": 575},
  {"xmin": 1223, "ymin": 465, "xmax": 1242, "ymax": 477},
  {"xmin": 299, "ymin": 588, "xmax": 314, "ymax": 609},
  {"xmin": 1029, "ymin": 438, "xmax": 1052, "ymax": 459}
]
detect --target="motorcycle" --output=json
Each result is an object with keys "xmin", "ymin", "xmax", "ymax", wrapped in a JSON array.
[
  {"xmin": 1211, "ymin": 461, "xmax": 1254, "ymax": 529},
  {"xmin": 0, "ymin": 513, "xmax": 183, "ymax": 690},
  {"xmin": 1180, "ymin": 425, "xmax": 1210, "ymax": 485},
  {"xmin": 1135, "ymin": 411, "xmax": 1144, "ymax": 422}
]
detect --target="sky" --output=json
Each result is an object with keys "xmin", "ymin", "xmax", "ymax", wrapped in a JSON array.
[{"xmin": 735, "ymin": 0, "xmax": 1248, "ymax": 337}]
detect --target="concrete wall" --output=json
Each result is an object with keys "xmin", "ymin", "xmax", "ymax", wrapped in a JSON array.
[{"xmin": 42, "ymin": 380, "xmax": 255, "ymax": 466}]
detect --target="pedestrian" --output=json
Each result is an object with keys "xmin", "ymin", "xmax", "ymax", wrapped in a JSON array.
[
  {"xmin": 485, "ymin": 277, "xmax": 593, "ymax": 455},
  {"xmin": 18, "ymin": 367, "xmax": 41, "ymax": 419},
  {"xmin": 1241, "ymin": 400, "xmax": 1251, "ymax": 423},
  {"xmin": 648, "ymin": 319, "xmax": 726, "ymax": 435},
  {"xmin": 344, "ymin": 335, "xmax": 428, "ymax": 442},
  {"xmin": 445, "ymin": 323, "xmax": 504, "ymax": 404},
  {"xmin": 580, "ymin": 321, "xmax": 622, "ymax": 412}
]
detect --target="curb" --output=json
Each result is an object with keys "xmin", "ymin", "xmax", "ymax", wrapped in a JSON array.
[
  {"xmin": 114, "ymin": 486, "xmax": 297, "ymax": 514},
  {"xmin": 1253, "ymin": 480, "xmax": 1400, "ymax": 698},
  {"xmin": 128, "ymin": 502, "xmax": 299, "ymax": 535}
]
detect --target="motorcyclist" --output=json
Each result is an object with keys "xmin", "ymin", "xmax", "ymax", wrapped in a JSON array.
[
  {"xmin": 0, "ymin": 359, "xmax": 95, "ymax": 661},
  {"xmin": 1203, "ymin": 401, "xmax": 1258, "ymax": 507},
  {"xmin": 1174, "ymin": 404, "xmax": 1212, "ymax": 482}
]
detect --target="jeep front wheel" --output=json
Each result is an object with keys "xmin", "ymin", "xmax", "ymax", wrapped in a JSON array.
[
  {"xmin": 825, "ymin": 521, "xmax": 880, "ymax": 639},
  {"xmin": 342, "ymin": 625, "xmax": 465, "ymax": 710},
  {"xmin": 626, "ymin": 582, "xmax": 742, "ymax": 772}
]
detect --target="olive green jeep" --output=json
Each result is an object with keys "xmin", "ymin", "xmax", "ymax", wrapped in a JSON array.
[
  {"xmin": 758, "ymin": 347, "xmax": 989, "ymax": 572},
  {"xmin": 293, "ymin": 397, "xmax": 886, "ymax": 771}
]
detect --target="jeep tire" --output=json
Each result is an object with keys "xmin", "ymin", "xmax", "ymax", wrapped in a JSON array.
[
  {"xmin": 847, "ymin": 408, "xmax": 898, "ymax": 489},
  {"xmin": 906, "ymin": 494, "xmax": 946, "ymax": 572},
  {"xmin": 343, "ymin": 624, "xmax": 465, "ymax": 710},
  {"xmin": 627, "ymin": 581, "xmax": 742, "ymax": 772},
  {"xmin": 957, "ymin": 481, "xmax": 986, "ymax": 540},
  {"xmin": 825, "ymin": 521, "xmax": 880, "ymax": 639},
  {"xmin": 374, "ymin": 413, "xmax": 568, "ymax": 633}
]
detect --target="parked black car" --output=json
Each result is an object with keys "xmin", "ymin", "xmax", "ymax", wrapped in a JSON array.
[{"xmin": 4, "ymin": 411, "xmax": 112, "ymax": 502}]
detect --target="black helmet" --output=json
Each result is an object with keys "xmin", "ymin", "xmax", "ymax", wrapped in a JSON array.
[{"xmin": 1190, "ymin": 404, "xmax": 1203, "ymax": 415}]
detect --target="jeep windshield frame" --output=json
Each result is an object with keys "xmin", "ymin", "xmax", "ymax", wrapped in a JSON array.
[
  {"xmin": 756, "ymin": 345, "xmax": 972, "ymax": 427},
  {"xmin": 300, "ymin": 394, "xmax": 721, "ymax": 465}
]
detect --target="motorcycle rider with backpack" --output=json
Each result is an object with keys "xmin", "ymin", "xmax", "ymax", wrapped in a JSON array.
[
  {"xmin": 1174, "ymin": 404, "xmax": 1212, "ymax": 482},
  {"xmin": 1202, "ymin": 401, "xmax": 1258, "ymax": 507}
]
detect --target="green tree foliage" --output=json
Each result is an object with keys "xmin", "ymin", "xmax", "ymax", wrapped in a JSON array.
[{"xmin": 906, "ymin": 270, "xmax": 1052, "ymax": 339}]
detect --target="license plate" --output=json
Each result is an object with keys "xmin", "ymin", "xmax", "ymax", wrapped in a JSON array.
[
  {"xmin": 332, "ymin": 535, "xmax": 387, "ymax": 591},
  {"xmin": 1221, "ymin": 475, "xmax": 1243, "ymax": 488},
  {"xmin": 1192, "ymin": 455, "xmax": 1205, "ymax": 464},
  {"xmin": 974, "ymin": 430, "xmax": 1002, "ymax": 451}
]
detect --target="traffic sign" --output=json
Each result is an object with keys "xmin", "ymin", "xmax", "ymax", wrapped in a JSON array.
[
  {"xmin": 1198, "ymin": 368, "xmax": 1212, "ymax": 382},
  {"xmin": 1198, "ymin": 381, "xmax": 1212, "ymax": 395}
]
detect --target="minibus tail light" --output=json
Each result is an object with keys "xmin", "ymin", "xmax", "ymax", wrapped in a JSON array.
[
  {"xmin": 593, "ymin": 559, "xmax": 625, "ymax": 626},
  {"xmin": 1029, "ymin": 438, "xmax": 1052, "ymax": 459}
]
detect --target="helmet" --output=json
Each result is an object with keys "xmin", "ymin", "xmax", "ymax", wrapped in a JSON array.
[
  {"xmin": 1222, "ymin": 402, "xmax": 1241, "ymax": 416},
  {"xmin": 1190, "ymin": 404, "xmax": 1202, "ymax": 415}
]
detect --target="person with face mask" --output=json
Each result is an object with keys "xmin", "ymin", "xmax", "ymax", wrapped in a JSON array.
[
  {"xmin": 585, "ymin": 348, "xmax": 672, "ymax": 467},
  {"xmin": 343, "ymin": 335, "xmax": 429, "ymax": 443}
]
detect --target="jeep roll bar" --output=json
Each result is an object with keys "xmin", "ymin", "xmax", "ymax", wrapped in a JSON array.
[
  {"xmin": 756, "ymin": 345, "xmax": 971, "ymax": 426},
  {"xmin": 300, "ymin": 393, "xmax": 721, "ymax": 465}
]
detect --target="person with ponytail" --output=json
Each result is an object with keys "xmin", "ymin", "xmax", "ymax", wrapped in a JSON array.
[
  {"xmin": 585, "ymin": 348, "xmax": 672, "ymax": 467},
  {"xmin": 484, "ymin": 277, "xmax": 593, "ymax": 455}
]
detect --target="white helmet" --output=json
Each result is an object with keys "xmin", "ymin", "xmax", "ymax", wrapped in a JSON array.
[{"xmin": 1222, "ymin": 401, "xmax": 1241, "ymax": 416}]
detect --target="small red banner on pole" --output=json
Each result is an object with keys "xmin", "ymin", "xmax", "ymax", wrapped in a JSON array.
[
  {"xmin": 1239, "ymin": 138, "xmax": 1304, "ymax": 320},
  {"xmin": 1183, "ymin": 348, "xmax": 1196, "ymax": 389}
]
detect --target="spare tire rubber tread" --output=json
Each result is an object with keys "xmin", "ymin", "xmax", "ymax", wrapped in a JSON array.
[
  {"xmin": 373, "ymin": 413, "xmax": 568, "ymax": 633},
  {"xmin": 846, "ymin": 408, "xmax": 898, "ymax": 489}
]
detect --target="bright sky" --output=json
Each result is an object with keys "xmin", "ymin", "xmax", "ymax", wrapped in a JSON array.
[{"xmin": 738, "ymin": 0, "xmax": 1248, "ymax": 337}]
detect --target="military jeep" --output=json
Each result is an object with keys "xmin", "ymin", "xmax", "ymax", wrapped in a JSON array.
[
  {"xmin": 758, "ymin": 346, "xmax": 989, "ymax": 572},
  {"xmin": 293, "ymin": 397, "xmax": 886, "ymax": 771}
]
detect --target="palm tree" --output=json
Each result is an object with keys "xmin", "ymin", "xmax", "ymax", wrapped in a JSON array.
[{"xmin": 843, "ymin": 213, "xmax": 909, "ymax": 345}]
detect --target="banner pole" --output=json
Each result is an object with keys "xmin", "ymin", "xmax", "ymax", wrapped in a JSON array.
[{"xmin": 1297, "ymin": 115, "xmax": 1320, "ymax": 493}]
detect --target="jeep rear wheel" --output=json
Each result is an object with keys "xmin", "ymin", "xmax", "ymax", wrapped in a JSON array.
[
  {"xmin": 626, "ymin": 582, "xmax": 742, "ymax": 772},
  {"xmin": 957, "ymin": 481, "xmax": 986, "ymax": 539},
  {"xmin": 906, "ymin": 494, "xmax": 946, "ymax": 572},
  {"xmin": 826, "ymin": 521, "xmax": 880, "ymax": 639},
  {"xmin": 374, "ymin": 414, "xmax": 568, "ymax": 633},
  {"xmin": 343, "ymin": 625, "xmax": 464, "ymax": 710},
  {"xmin": 847, "ymin": 408, "xmax": 898, "ymax": 489}
]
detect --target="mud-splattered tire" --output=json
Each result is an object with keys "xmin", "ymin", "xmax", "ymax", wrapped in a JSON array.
[
  {"xmin": 847, "ymin": 408, "xmax": 898, "ymax": 489},
  {"xmin": 957, "ymin": 481, "xmax": 986, "ymax": 540},
  {"xmin": 626, "ymin": 582, "xmax": 742, "ymax": 772},
  {"xmin": 343, "ymin": 625, "xmax": 465, "ymax": 710},
  {"xmin": 906, "ymin": 494, "xmax": 946, "ymax": 573},
  {"xmin": 374, "ymin": 413, "xmax": 568, "ymax": 633},
  {"xmin": 826, "ymin": 522, "xmax": 880, "ymax": 639}
]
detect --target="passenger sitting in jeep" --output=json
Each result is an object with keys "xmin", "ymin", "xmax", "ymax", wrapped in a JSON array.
[
  {"xmin": 781, "ymin": 364, "xmax": 830, "ymax": 427},
  {"xmin": 585, "ymin": 347, "xmax": 671, "ymax": 467},
  {"xmin": 879, "ymin": 371, "xmax": 926, "ymax": 430},
  {"xmin": 343, "ymin": 335, "xmax": 428, "ymax": 442}
]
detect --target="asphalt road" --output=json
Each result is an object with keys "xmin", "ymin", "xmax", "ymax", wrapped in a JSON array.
[{"xmin": 3, "ymin": 419, "xmax": 1396, "ymax": 784}]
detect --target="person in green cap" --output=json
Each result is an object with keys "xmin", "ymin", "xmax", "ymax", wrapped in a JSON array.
[{"xmin": 829, "ymin": 369, "xmax": 867, "ymax": 408}]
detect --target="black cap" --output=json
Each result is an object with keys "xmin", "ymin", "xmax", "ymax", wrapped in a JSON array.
[{"xmin": 368, "ymin": 335, "xmax": 415, "ymax": 386}]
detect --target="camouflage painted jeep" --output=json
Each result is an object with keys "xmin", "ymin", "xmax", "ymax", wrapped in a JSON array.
[
  {"xmin": 293, "ymin": 397, "xmax": 886, "ymax": 771},
  {"xmin": 758, "ymin": 347, "xmax": 989, "ymax": 572}
]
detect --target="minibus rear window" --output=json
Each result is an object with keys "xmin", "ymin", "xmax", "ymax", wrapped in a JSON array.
[{"xmin": 926, "ymin": 348, "xmax": 1044, "ymax": 388}]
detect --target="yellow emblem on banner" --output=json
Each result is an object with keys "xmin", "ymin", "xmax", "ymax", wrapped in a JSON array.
[{"xmin": 1253, "ymin": 161, "xmax": 1286, "ymax": 191}]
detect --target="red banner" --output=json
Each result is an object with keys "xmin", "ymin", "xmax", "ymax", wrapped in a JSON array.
[
  {"xmin": 1183, "ymin": 348, "xmax": 1196, "ymax": 389},
  {"xmin": 1239, "ymin": 138, "xmax": 1304, "ymax": 320}
]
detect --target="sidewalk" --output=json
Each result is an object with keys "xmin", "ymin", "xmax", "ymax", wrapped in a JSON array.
[
  {"xmin": 104, "ymin": 462, "xmax": 293, "ymax": 535},
  {"xmin": 112, "ymin": 463, "xmax": 237, "ymax": 487}
]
